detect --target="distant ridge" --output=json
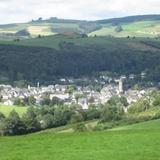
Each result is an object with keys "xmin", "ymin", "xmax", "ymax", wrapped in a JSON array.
[{"xmin": 96, "ymin": 14, "xmax": 160, "ymax": 24}]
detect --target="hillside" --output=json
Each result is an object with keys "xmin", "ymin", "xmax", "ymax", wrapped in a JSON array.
[
  {"xmin": 0, "ymin": 119, "xmax": 160, "ymax": 160},
  {"xmin": 1, "ymin": 15, "xmax": 160, "ymax": 38},
  {"xmin": 0, "ymin": 36, "xmax": 160, "ymax": 84}
]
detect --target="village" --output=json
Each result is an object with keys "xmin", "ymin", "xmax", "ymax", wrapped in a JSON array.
[{"xmin": 0, "ymin": 75, "xmax": 156, "ymax": 110}]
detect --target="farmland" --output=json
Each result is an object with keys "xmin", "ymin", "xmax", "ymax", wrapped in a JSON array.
[{"xmin": 0, "ymin": 119, "xmax": 160, "ymax": 160}]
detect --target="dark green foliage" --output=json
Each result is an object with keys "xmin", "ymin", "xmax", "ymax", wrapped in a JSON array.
[
  {"xmin": 0, "ymin": 112, "xmax": 5, "ymax": 120},
  {"xmin": 22, "ymin": 107, "xmax": 41, "ymax": 133},
  {"xmin": 52, "ymin": 106, "xmax": 72, "ymax": 127},
  {"xmin": 40, "ymin": 96, "xmax": 51, "ymax": 106},
  {"xmin": 128, "ymin": 99, "xmax": 150, "ymax": 114},
  {"xmin": 14, "ymin": 98, "xmax": 25, "ymax": 106},
  {"xmin": 152, "ymin": 95, "xmax": 160, "ymax": 106},
  {"xmin": 0, "ymin": 40, "xmax": 160, "ymax": 84},
  {"xmin": 0, "ymin": 110, "xmax": 26, "ymax": 135},
  {"xmin": 50, "ymin": 97, "xmax": 63, "ymax": 106},
  {"xmin": 100, "ymin": 103, "xmax": 124, "ymax": 122},
  {"xmin": 40, "ymin": 114, "xmax": 54, "ymax": 129},
  {"xmin": 70, "ymin": 113, "xmax": 84, "ymax": 124},
  {"xmin": 86, "ymin": 105, "xmax": 101, "ymax": 120},
  {"xmin": 74, "ymin": 122, "xmax": 87, "ymax": 132}
]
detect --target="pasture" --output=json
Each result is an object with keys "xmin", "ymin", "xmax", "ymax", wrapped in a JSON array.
[{"xmin": 0, "ymin": 119, "xmax": 160, "ymax": 160}]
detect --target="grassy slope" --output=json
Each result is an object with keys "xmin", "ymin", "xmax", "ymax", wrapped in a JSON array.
[
  {"xmin": 0, "ymin": 35, "xmax": 159, "ymax": 50},
  {"xmin": 0, "ymin": 105, "xmax": 27, "ymax": 117},
  {"xmin": 1, "ymin": 19, "xmax": 160, "ymax": 38},
  {"xmin": 111, "ymin": 119, "xmax": 160, "ymax": 131},
  {"xmin": 0, "ymin": 119, "xmax": 160, "ymax": 160},
  {"xmin": 0, "ymin": 36, "xmax": 123, "ymax": 49},
  {"xmin": 0, "ymin": 22, "xmax": 80, "ymax": 36},
  {"xmin": 89, "ymin": 21, "xmax": 160, "ymax": 37}
]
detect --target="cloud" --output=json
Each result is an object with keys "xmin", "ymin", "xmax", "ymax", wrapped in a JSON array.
[{"xmin": 0, "ymin": 0, "xmax": 160, "ymax": 24}]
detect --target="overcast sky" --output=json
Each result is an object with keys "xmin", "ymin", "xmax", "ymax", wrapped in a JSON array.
[{"xmin": 0, "ymin": 0, "xmax": 160, "ymax": 24}]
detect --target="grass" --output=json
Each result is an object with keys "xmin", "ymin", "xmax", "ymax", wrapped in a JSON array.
[
  {"xmin": 0, "ymin": 35, "xmax": 158, "ymax": 50},
  {"xmin": 0, "ymin": 22, "xmax": 80, "ymax": 36},
  {"xmin": 0, "ymin": 119, "xmax": 160, "ymax": 160},
  {"xmin": 89, "ymin": 20, "xmax": 160, "ymax": 37},
  {"xmin": 111, "ymin": 119, "xmax": 160, "ymax": 131},
  {"xmin": 0, "ymin": 105, "xmax": 27, "ymax": 117}
]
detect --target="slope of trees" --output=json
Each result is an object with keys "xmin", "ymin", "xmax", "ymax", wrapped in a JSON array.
[{"xmin": 0, "ymin": 42, "xmax": 160, "ymax": 84}]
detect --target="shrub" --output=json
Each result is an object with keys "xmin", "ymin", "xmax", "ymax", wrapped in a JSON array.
[
  {"xmin": 22, "ymin": 107, "xmax": 41, "ymax": 133},
  {"xmin": 100, "ymin": 103, "xmax": 124, "ymax": 122},
  {"xmin": 74, "ymin": 122, "xmax": 87, "ymax": 132},
  {"xmin": 0, "ymin": 110, "xmax": 26, "ymax": 136}
]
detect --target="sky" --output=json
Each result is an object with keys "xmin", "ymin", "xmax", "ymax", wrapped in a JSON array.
[{"xmin": 0, "ymin": 0, "xmax": 160, "ymax": 24}]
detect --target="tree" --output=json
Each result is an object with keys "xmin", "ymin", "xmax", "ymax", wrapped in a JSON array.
[
  {"xmin": 100, "ymin": 103, "xmax": 124, "ymax": 122},
  {"xmin": 128, "ymin": 99, "xmax": 150, "ymax": 114},
  {"xmin": 0, "ymin": 112, "xmax": 5, "ymax": 121},
  {"xmin": 22, "ymin": 107, "xmax": 41, "ymax": 133},
  {"xmin": 28, "ymin": 96, "xmax": 36, "ymax": 105},
  {"xmin": 14, "ymin": 97, "xmax": 25, "ymax": 106},
  {"xmin": 0, "ymin": 110, "xmax": 26, "ymax": 135},
  {"xmin": 66, "ymin": 85, "xmax": 77, "ymax": 95},
  {"xmin": 153, "ymin": 95, "xmax": 160, "ymax": 106},
  {"xmin": 86, "ymin": 105, "xmax": 100, "ymax": 120},
  {"xmin": 40, "ymin": 114, "xmax": 54, "ymax": 129},
  {"xmin": 50, "ymin": 97, "xmax": 63, "ymax": 106},
  {"xmin": 40, "ymin": 96, "xmax": 51, "ymax": 106},
  {"xmin": 70, "ymin": 112, "xmax": 84, "ymax": 124}
]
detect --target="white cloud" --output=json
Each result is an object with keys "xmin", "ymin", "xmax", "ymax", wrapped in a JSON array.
[{"xmin": 0, "ymin": 0, "xmax": 160, "ymax": 24}]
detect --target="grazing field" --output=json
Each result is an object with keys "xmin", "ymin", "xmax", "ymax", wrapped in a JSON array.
[
  {"xmin": 89, "ymin": 21, "xmax": 160, "ymax": 37},
  {"xmin": 0, "ymin": 119, "xmax": 160, "ymax": 160},
  {"xmin": 0, "ymin": 105, "xmax": 27, "ymax": 117},
  {"xmin": 0, "ymin": 36, "xmax": 122, "ymax": 49},
  {"xmin": 0, "ymin": 35, "xmax": 159, "ymax": 50}
]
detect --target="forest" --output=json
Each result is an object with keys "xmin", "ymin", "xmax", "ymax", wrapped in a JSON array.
[{"xmin": 0, "ymin": 41, "xmax": 160, "ymax": 85}]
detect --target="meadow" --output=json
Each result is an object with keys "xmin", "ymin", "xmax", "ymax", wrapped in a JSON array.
[
  {"xmin": 0, "ymin": 105, "xmax": 27, "ymax": 117},
  {"xmin": 0, "ymin": 119, "xmax": 160, "ymax": 160},
  {"xmin": 89, "ymin": 21, "xmax": 160, "ymax": 37}
]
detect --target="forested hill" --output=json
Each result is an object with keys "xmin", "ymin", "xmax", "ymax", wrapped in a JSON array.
[{"xmin": 0, "ymin": 37, "xmax": 160, "ymax": 85}]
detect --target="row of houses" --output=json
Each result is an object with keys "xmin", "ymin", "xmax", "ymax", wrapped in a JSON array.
[{"xmin": 0, "ymin": 82, "xmax": 155, "ymax": 109}]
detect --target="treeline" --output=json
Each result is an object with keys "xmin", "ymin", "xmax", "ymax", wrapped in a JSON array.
[
  {"xmin": 1, "ymin": 92, "xmax": 160, "ymax": 135},
  {"xmin": 0, "ymin": 42, "xmax": 160, "ymax": 85},
  {"xmin": 0, "ymin": 96, "xmax": 127, "ymax": 136}
]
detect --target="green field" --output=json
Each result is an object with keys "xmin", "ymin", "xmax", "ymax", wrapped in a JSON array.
[
  {"xmin": 0, "ymin": 119, "xmax": 160, "ymax": 160},
  {"xmin": 89, "ymin": 21, "xmax": 160, "ymax": 37},
  {"xmin": 1, "ymin": 18, "xmax": 160, "ymax": 38},
  {"xmin": 0, "ymin": 34, "xmax": 159, "ymax": 50},
  {"xmin": 0, "ymin": 105, "xmax": 27, "ymax": 117},
  {"xmin": 0, "ymin": 36, "xmax": 123, "ymax": 49}
]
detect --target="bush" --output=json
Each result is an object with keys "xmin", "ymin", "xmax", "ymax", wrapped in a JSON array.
[
  {"xmin": 128, "ymin": 99, "xmax": 150, "ymax": 114},
  {"xmin": 74, "ymin": 122, "xmax": 87, "ymax": 132},
  {"xmin": 0, "ymin": 112, "xmax": 5, "ymax": 121},
  {"xmin": 0, "ymin": 110, "xmax": 26, "ymax": 136},
  {"xmin": 100, "ymin": 103, "xmax": 124, "ymax": 122},
  {"xmin": 70, "ymin": 113, "xmax": 84, "ymax": 124},
  {"xmin": 40, "ymin": 114, "xmax": 54, "ymax": 129},
  {"xmin": 22, "ymin": 107, "xmax": 41, "ymax": 133}
]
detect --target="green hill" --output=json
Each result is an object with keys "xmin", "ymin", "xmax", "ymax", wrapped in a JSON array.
[
  {"xmin": 111, "ymin": 119, "xmax": 160, "ymax": 131},
  {"xmin": 0, "ymin": 119, "xmax": 160, "ymax": 160},
  {"xmin": 0, "ymin": 36, "xmax": 160, "ymax": 84},
  {"xmin": 1, "ymin": 15, "xmax": 160, "ymax": 39}
]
